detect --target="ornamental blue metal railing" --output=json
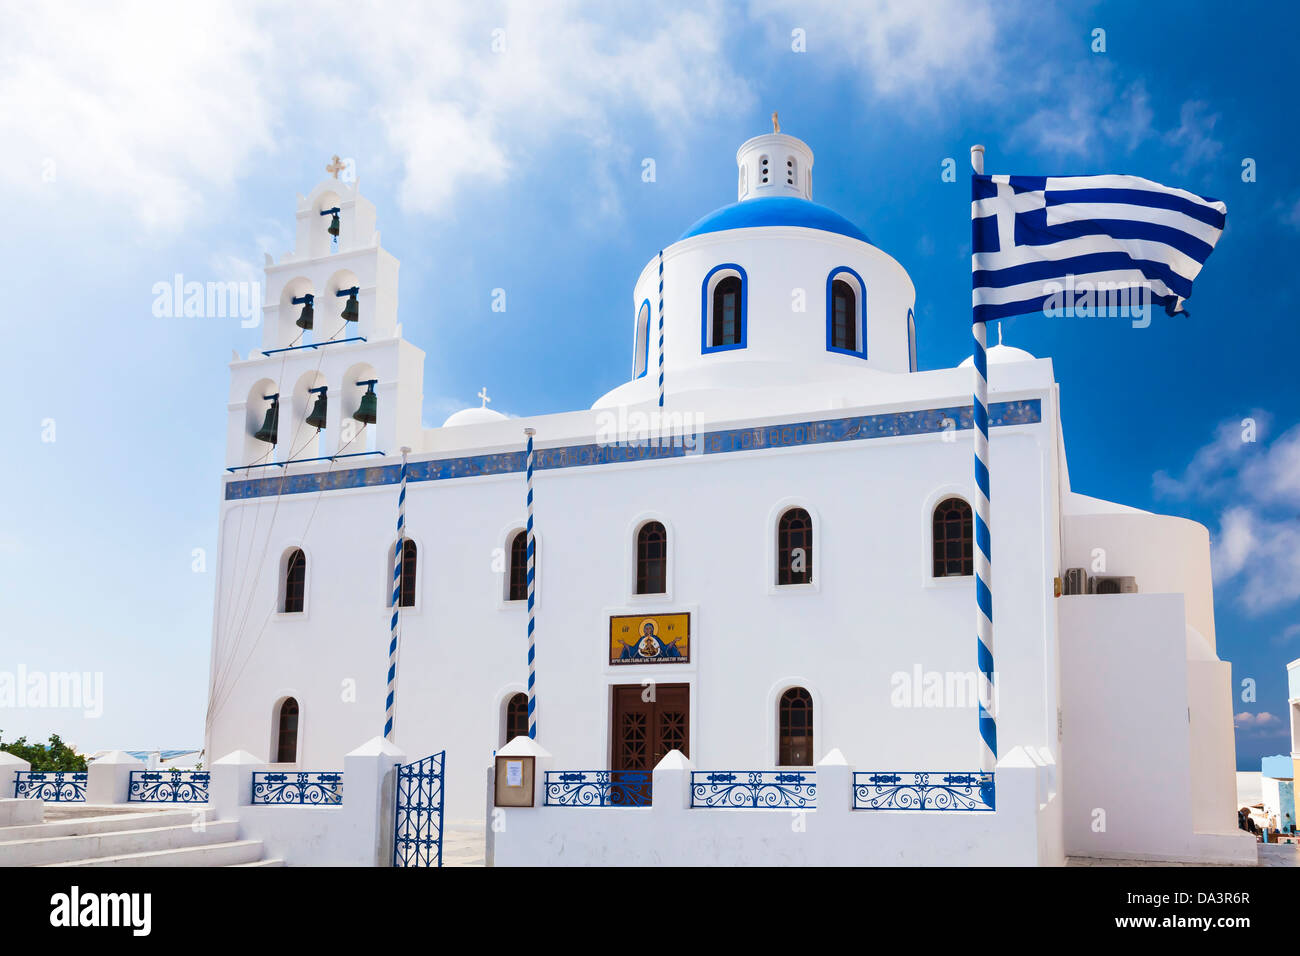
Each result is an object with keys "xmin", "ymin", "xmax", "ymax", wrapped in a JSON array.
[
  {"xmin": 127, "ymin": 769, "xmax": 210, "ymax": 803},
  {"xmin": 852, "ymin": 771, "xmax": 995, "ymax": 811},
  {"xmin": 544, "ymin": 771, "xmax": 652, "ymax": 807},
  {"xmin": 13, "ymin": 771, "xmax": 87, "ymax": 802},
  {"xmin": 250, "ymin": 770, "xmax": 343, "ymax": 805},
  {"xmin": 690, "ymin": 770, "xmax": 817, "ymax": 809}
]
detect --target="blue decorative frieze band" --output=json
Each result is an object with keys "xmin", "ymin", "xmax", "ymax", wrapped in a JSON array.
[
  {"xmin": 691, "ymin": 770, "xmax": 816, "ymax": 809},
  {"xmin": 852, "ymin": 771, "xmax": 995, "ymax": 811},
  {"xmin": 127, "ymin": 769, "xmax": 210, "ymax": 803},
  {"xmin": 227, "ymin": 399, "xmax": 1041, "ymax": 501}
]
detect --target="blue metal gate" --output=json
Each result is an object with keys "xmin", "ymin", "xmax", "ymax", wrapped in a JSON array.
[{"xmin": 393, "ymin": 750, "xmax": 445, "ymax": 867}]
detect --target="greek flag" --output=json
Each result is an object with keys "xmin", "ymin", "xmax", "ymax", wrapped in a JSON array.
[{"xmin": 971, "ymin": 173, "xmax": 1226, "ymax": 323}]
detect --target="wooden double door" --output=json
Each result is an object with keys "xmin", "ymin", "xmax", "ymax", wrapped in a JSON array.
[{"xmin": 611, "ymin": 683, "xmax": 689, "ymax": 783}]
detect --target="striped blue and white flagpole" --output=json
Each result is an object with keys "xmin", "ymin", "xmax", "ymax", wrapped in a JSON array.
[
  {"xmin": 657, "ymin": 249, "xmax": 665, "ymax": 408},
  {"xmin": 970, "ymin": 145, "xmax": 997, "ymax": 777},
  {"xmin": 524, "ymin": 427, "xmax": 538, "ymax": 739},
  {"xmin": 384, "ymin": 446, "xmax": 411, "ymax": 742}
]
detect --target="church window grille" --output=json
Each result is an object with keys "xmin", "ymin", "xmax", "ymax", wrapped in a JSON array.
[
  {"xmin": 275, "ymin": 698, "xmax": 299, "ymax": 763},
  {"xmin": 283, "ymin": 549, "xmax": 306, "ymax": 613},
  {"xmin": 777, "ymin": 508, "xmax": 813, "ymax": 585},
  {"xmin": 778, "ymin": 687, "xmax": 813, "ymax": 766},
  {"xmin": 636, "ymin": 521, "xmax": 667, "ymax": 594},
  {"xmin": 932, "ymin": 497, "xmax": 973, "ymax": 577},
  {"xmin": 505, "ymin": 693, "xmax": 529, "ymax": 745}
]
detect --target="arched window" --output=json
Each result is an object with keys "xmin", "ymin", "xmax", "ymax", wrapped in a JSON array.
[
  {"xmin": 283, "ymin": 549, "xmax": 306, "ymax": 613},
  {"xmin": 778, "ymin": 687, "xmax": 813, "ymax": 766},
  {"xmin": 275, "ymin": 698, "xmax": 299, "ymax": 763},
  {"xmin": 505, "ymin": 693, "xmax": 529, "ymax": 745},
  {"xmin": 508, "ymin": 530, "xmax": 531, "ymax": 602},
  {"xmin": 932, "ymin": 497, "xmax": 973, "ymax": 577},
  {"xmin": 826, "ymin": 268, "xmax": 866, "ymax": 357},
  {"xmin": 396, "ymin": 539, "xmax": 417, "ymax": 608},
  {"xmin": 636, "ymin": 521, "xmax": 667, "ymax": 594},
  {"xmin": 777, "ymin": 508, "xmax": 813, "ymax": 585},
  {"xmin": 712, "ymin": 275, "xmax": 742, "ymax": 348},
  {"xmin": 634, "ymin": 301, "xmax": 651, "ymax": 379},
  {"xmin": 703, "ymin": 265, "xmax": 747, "ymax": 353},
  {"xmin": 831, "ymin": 279, "xmax": 856, "ymax": 351}
]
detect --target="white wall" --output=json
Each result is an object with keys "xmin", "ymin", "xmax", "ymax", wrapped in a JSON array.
[
  {"xmin": 1058, "ymin": 594, "xmax": 1254, "ymax": 863},
  {"xmin": 207, "ymin": 398, "xmax": 1057, "ymax": 822}
]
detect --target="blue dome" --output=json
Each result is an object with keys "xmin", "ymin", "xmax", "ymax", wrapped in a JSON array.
[{"xmin": 679, "ymin": 196, "xmax": 872, "ymax": 244}]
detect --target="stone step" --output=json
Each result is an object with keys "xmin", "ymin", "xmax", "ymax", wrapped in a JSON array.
[
  {"xmin": 3, "ymin": 820, "xmax": 237, "ymax": 866},
  {"xmin": 43, "ymin": 839, "xmax": 266, "ymax": 867},
  {"xmin": 229, "ymin": 857, "xmax": 284, "ymax": 867},
  {"xmin": 0, "ymin": 809, "xmax": 204, "ymax": 842}
]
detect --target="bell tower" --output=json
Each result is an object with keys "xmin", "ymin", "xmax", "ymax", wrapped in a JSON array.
[
  {"xmin": 224, "ymin": 160, "xmax": 425, "ymax": 471},
  {"xmin": 735, "ymin": 112, "xmax": 814, "ymax": 202}
]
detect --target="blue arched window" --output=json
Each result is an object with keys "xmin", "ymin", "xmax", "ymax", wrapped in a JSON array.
[
  {"xmin": 825, "ymin": 267, "xmax": 867, "ymax": 358},
  {"xmin": 701, "ymin": 264, "xmax": 747, "ymax": 353},
  {"xmin": 634, "ymin": 300, "xmax": 651, "ymax": 378}
]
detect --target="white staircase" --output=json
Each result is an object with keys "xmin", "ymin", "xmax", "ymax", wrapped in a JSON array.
[{"xmin": 0, "ymin": 806, "xmax": 283, "ymax": 867}]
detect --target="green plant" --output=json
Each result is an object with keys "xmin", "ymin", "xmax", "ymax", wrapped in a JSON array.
[{"xmin": 0, "ymin": 731, "xmax": 87, "ymax": 771}]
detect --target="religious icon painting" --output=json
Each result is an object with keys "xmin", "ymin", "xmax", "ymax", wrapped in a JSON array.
[{"xmin": 609, "ymin": 612, "xmax": 690, "ymax": 665}]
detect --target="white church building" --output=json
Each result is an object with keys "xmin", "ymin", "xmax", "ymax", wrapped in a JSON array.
[{"xmin": 204, "ymin": 127, "xmax": 1253, "ymax": 865}]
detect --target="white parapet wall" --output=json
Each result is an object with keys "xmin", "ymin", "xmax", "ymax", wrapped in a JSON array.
[{"xmin": 491, "ymin": 744, "xmax": 1062, "ymax": 867}]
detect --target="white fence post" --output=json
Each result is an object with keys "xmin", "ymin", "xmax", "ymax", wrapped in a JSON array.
[
  {"xmin": 652, "ymin": 749, "xmax": 693, "ymax": 821},
  {"xmin": 86, "ymin": 750, "xmax": 145, "ymax": 805},
  {"xmin": 343, "ymin": 735, "xmax": 406, "ymax": 866},
  {"xmin": 815, "ymin": 748, "xmax": 852, "ymax": 818},
  {"xmin": 210, "ymin": 750, "xmax": 264, "ymax": 820}
]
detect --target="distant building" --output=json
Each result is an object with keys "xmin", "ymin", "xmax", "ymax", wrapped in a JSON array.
[{"xmin": 1260, "ymin": 658, "xmax": 1300, "ymax": 834}]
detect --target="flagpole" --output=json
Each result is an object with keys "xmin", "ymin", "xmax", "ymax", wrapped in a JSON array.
[
  {"xmin": 524, "ymin": 427, "xmax": 538, "ymax": 739},
  {"xmin": 384, "ymin": 446, "xmax": 411, "ymax": 742},
  {"xmin": 970, "ymin": 145, "xmax": 997, "ymax": 778},
  {"xmin": 657, "ymin": 249, "xmax": 665, "ymax": 408}
]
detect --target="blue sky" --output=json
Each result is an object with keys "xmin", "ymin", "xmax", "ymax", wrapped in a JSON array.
[{"xmin": 2, "ymin": 1, "xmax": 1297, "ymax": 769}]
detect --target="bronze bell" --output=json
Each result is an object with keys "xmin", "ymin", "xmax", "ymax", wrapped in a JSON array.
[
  {"xmin": 253, "ymin": 398, "xmax": 279, "ymax": 444},
  {"xmin": 327, "ymin": 212, "xmax": 340, "ymax": 237},
  {"xmin": 340, "ymin": 292, "xmax": 359, "ymax": 322},
  {"xmin": 295, "ymin": 298, "xmax": 314, "ymax": 330},
  {"xmin": 353, "ymin": 384, "xmax": 378, "ymax": 424},
  {"xmin": 305, "ymin": 389, "xmax": 328, "ymax": 430}
]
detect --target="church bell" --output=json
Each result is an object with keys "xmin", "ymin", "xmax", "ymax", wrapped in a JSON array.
[
  {"xmin": 305, "ymin": 389, "xmax": 328, "ymax": 430},
  {"xmin": 295, "ymin": 298, "xmax": 314, "ymax": 330},
  {"xmin": 340, "ymin": 292, "xmax": 359, "ymax": 322},
  {"xmin": 327, "ymin": 212, "xmax": 340, "ymax": 237},
  {"xmin": 353, "ymin": 383, "xmax": 378, "ymax": 425},
  {"xmin": 253, "ymin": 397, "xmax": 279, "ymax": 445}
]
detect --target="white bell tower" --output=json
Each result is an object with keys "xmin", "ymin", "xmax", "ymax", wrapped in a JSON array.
[
  {"xmin": 224, "ymin": 159, "xmax": 425, "ymax": 471},
  {"xmin": 735, "ymin": 112, "xmax": 814, "ymax": 202}
]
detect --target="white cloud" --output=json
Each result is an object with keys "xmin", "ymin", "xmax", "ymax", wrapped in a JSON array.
[
  {"xmin": 1157, "ymin": 414, "xmax": 1300, "ymax": 615},
  {"xmin": 2, "ymin": 1, "xmax": 753, "ymax": 231},
  {"xmin": 1234, "ymin": 711, "xmax": 1283, "ymax": 736},
  {"xmin": 750, "ymin": 0, "xmax": 1003, "ymax": 101},
  {"xmin": 1164, "ymin": 100, "xmax": 1223, "ymax": 174}
]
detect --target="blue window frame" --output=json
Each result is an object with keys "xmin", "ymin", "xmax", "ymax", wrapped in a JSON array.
[
  {"xmin": 701, "ymin": 264, "xmax": 747, "ymax": 353},
  {"xmin": 634, "ymin": 300, "xmax": 651, "ymax": 378},
  {"xmin": 825, "ymin": 266, "xmax": 867, "ymax": 358}
]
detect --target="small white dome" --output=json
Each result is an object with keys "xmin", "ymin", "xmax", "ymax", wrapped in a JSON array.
[
  {"xmin": 442, "ymin": 406, "xmax": 507, "ymax": 428},
  {"xmin": 959, "ymin": 343, "xmax": 1037, "ymax": 368}
]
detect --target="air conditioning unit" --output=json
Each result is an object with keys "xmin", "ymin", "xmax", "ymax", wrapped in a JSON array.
[
  {"xmin": 1092, "ymin": 575, "xmax": 1138, "ymax": 595},
  {"xmin": 1062, "ymin": 567, "xmax": 1089, "ymax": 595}
]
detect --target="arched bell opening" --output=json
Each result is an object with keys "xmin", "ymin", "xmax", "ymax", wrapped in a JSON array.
[
  {"xmin": 279, "ymin": 277, "xmax": 316, "ymax": 350},
  {"xmin": 289, "ymin": 370, "xmax": 330, "ymax": 461},
  {"xmin": 324, "ymin": 269, "xmax": 362, "ymax": 343},
  {"xmin": 244, "ymin": 377, "xmax": 280, "ymax": 466},
  {"xmin": 340, "ymin": 361, "xmax": 380, "ymax": 455},
  {"xmin": 312, "ymin": 191, "xmax": 343, "ymax": 259}
]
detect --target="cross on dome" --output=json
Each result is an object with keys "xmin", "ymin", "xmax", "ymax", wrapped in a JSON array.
[{"xmin": 478, "ymin": 387, "xmax": 491, "ymax": 408}]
